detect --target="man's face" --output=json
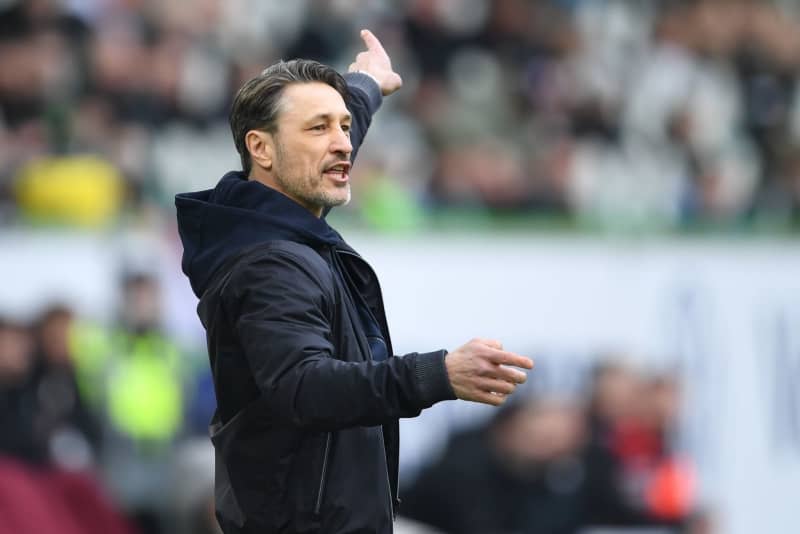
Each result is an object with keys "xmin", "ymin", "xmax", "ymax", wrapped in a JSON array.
[{"xmin": 270, "ymin": 82, "xmax": 353, "ymax": 216}]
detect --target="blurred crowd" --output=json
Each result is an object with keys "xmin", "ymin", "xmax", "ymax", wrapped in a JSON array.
[
  {"xmin": 0, "ymin": 271, "xmax": 219, "ymax": 534},
  {"xmin": 399, "ymin": 362, "xmax": 709, "ymax": 534},
  {"xmin": 1, "ymin": 0, "xmax": 800, "ymax": 231},
  {"xmin": 1, "ymin": 277, "xmax": 710, "ymax": 533}
]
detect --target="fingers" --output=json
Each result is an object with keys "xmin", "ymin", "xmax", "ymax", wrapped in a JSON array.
[
  {"xmin": 447, "ymin": 338, "xmax": 534, "ymax": 407},
  {"xmin": 493, "ymin": 365, "xmax": 528, "ymax": 385},
  {"xmin": 474, "ymin": 359, "xmax": 526, "ymax": 384},
  {"xmin": 475, "ymin": 338, "xmax": 503, "ymax": 350},
  {"xmin": 478, "ymin": 378, "xmax": 516, "ymax": 395},
  {"xmin": 360, "ymin": 29, "xmax": 386, "ymax": 57},
  {"xmin": 486, "ymin": 347, "xmax": 534, "ymax": 370},
  {"xmin": 474, "ymin": 391, "xmax": 507, "ymax": 407}
]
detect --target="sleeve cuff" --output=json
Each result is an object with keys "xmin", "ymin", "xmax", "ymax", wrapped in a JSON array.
[
  {"xmin": 344, "ymin": 71, "xmax": 383, "ymax": 115},
  {"xmin": 412, "ymin": 350, "xmax": 456, "ymax": 407}
]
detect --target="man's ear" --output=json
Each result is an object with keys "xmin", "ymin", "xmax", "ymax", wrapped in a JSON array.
[{"xmin": 245, "ymin": 130, "xmax": 274, "ymax": 171}]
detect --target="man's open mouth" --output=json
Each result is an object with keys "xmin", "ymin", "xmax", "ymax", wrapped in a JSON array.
[{"xmin": 323, "ymin": 162, "xmax": 351, "ymax": 183}]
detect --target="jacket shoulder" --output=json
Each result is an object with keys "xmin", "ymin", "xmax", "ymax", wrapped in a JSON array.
[{"xmin": 225, "ymin": 240, "xmax": 334, "ymax": 295}]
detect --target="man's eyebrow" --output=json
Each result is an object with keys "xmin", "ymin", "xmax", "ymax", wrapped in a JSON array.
[{"xmin": 306, "ymin": 112, "xmax": 352, "ymax": 123}]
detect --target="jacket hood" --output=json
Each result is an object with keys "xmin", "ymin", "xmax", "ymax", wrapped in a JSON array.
[{"xmin": 175, "ymin": 171, "xmax": 344, "ymax": 298}]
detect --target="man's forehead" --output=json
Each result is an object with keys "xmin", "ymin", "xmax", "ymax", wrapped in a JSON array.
[{"xmin": 279, "ymin": 82, "xmax": 350, "ymax": 119}]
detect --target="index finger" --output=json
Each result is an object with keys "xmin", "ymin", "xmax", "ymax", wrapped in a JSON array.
[
  {"xmin": 487, "ymin": 348, "xmax": 534, "ymax": 369},
  {"xmin": 360, "ymin": 29, "xmax": 387, "ymax": 57}
]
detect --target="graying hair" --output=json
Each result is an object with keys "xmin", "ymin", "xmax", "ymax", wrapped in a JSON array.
[{"xmin": 229, "ymin": 59, "xmax": 348, "ymax": 175}]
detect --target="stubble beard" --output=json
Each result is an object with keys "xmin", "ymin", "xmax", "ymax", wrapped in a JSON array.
[{"xmin": 274, "ymin": 140, "xmax": 351, "ymax": 213}]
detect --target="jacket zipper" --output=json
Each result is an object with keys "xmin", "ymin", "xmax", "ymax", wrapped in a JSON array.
[
  {"xmin": 334, "ymin": 247, "xmax": 397, "ymax": 524},
  {"xmin": 314, "ymin": 432, "xmax": 332, "ymax": 515},
  {"xmin": 336, "ymin": 249, "xmax": 395, "ymax": 355}
]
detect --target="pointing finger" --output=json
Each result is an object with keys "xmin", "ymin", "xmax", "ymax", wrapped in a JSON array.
[{"xmin": 360, "ymin": 29, "xmax": 387, "ymax": 57}]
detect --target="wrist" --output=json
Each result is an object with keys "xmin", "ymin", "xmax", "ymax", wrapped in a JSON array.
[
  {"xmin": 413, "ymin": 350, "xmax": 457, "ymax": 406},
  {"xmin": 352, "ymin": 70, "xmax": 380, "ymax": 88},
  {"xmin": 343, "ymin": 71, "xmax": 383, "ymax": 112}
]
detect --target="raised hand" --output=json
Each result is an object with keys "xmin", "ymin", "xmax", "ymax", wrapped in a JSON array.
[
  {"xmin": 444, "ymin": 338, "xmax": 534, "ymax": 406},
  {"xmin": 348, "ymin": 29, "xmax": 403, "ymax": 96}
]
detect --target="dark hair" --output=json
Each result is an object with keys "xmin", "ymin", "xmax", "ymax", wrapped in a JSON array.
[
  {"xmin": 229, "ymin": 59, "xmax": 348, "ymax": 175},
  {"xmin": 35, "ymin": 303, "xmax": 73, "ymax": 329}
]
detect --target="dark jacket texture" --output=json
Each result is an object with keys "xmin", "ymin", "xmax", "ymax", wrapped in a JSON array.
[{"xmin": 175, "ymin": 73, "xmax": 455, "ymax": 534}]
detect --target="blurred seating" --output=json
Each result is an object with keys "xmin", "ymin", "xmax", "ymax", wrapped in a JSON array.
[{"xmin": 0, "ymin": 0, "xmax": 799, "ymax": 231}]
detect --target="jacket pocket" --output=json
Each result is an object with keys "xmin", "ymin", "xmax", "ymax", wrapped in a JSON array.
[
  {"xmin": 209, "ymin": 399, "xmax": 292, "ymax": 529},
  {"xmin": 314, "ymin": 432, "xmax": 332, "ymax": 516}
]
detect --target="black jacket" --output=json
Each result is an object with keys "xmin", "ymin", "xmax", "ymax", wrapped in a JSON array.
[{"xmin": 175, "ymin": 73, "xmax": 455, "ymax": 533}]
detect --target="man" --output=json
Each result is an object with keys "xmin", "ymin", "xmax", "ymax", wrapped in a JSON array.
[{"xmin": 175, "ymin": 30, "xmax": 533, "ymax": 533}]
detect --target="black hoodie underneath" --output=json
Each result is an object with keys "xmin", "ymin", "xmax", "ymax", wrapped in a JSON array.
[{"xmin": 174, "ymin": 75, "xmax": 455, "ymax": 534}]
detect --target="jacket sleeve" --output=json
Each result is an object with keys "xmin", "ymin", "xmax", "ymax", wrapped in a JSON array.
[
  {"xmin": 224, "ymin": 251, "xmax": 455, "ymax": 431},
  {"xmin": 343, "ymin": 72, "xmax": 382, "ymax": 163}
]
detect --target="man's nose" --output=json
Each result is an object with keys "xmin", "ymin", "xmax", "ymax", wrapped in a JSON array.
[{"xmin": 330, "ymin": 127, "xmax": 352, "ymax": 156}]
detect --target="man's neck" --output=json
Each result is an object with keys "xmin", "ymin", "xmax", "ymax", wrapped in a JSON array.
[{"xmin": 248, "ymin": 169, "xmax": 323, "ymax": 218}]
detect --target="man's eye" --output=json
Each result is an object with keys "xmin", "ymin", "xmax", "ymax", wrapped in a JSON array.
[
  {"xmin": 311, "ymin": 124, "xmax": 326, "ymax": 131},
  {"xmin": 342, "ymin": 124, "xmax": 351, "ymax": 134}
]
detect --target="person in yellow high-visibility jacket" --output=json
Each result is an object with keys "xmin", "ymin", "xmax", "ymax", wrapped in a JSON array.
[{"xmin": 69, "ymin": 273, "xmax": 186, "ymax": 448}]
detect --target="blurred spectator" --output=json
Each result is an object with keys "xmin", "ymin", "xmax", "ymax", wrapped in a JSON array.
[
  {"xmin": 0, "ymin": 316, "xmax": 39, "ymax": 462},
  {"xmin": 584, "ymin": 362, "xmax": 696, "ymax": 528},
  {"xmin": 0, "ymin": 305, "xmax": 100, "ymax": 468},
  {"xmin": 400, "ymin": 395, "xmax": 589, "ymax": 534},
  {"xmin": 757, "ymin": 130, "xmax": 800, "ymax": 226},
  {"xmin": 0, "ymin": 312, "xmax": 138, "ymax": 534},
  {"xmin": 401, "ymin": 362, "xmax": 700, "ymax": 534},
  {"xmin": 69, "ymin": 271, "xmax": 190, "ymax": 534},
  {"xmin": 30, "ymin": 304, "xmax": 101, "ymax": 470}
]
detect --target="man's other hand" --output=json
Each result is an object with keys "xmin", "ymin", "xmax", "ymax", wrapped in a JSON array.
[
  {"xmin": 445, "ymin": 339, "xmax": 534, "ymax": 406},
  {"xmin": 348, "ymin": 29, "xmax": 402, "ymax": 96}
]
